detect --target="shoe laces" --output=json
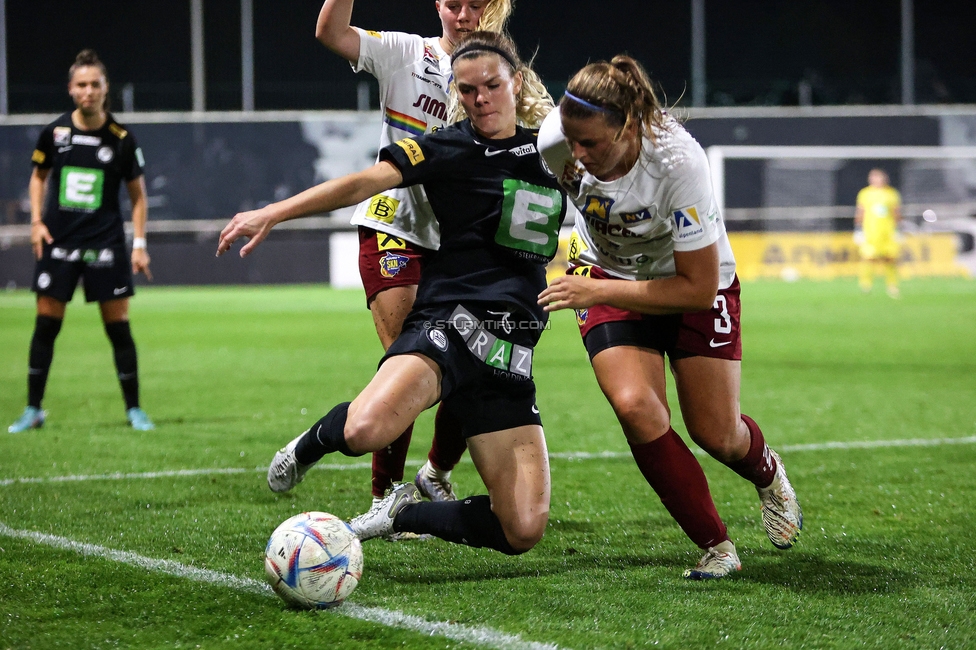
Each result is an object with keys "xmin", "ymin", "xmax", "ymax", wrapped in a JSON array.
[
  {"xmin": 698, "ymin": 547, "xmax": 733, "ymax": 569},
  {"xmin": 426, "ymin": 475, "xmax": 454, "ymax": 500}
]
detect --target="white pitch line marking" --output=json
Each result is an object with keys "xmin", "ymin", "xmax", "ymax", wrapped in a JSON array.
[
  {"xmin": 550, "ymin": 434, "xmax": 976, "ymax": 460},
  {"xmin": 2, "ymin": 436, "xmax": 974, "ymax": 487},
  {"xmin": 0, "ymin": 462, "xmax": 371, "ymax": 487},
  {"xmin": 0, "ymin": 522, "xmax": 563, "ymax": 650}
]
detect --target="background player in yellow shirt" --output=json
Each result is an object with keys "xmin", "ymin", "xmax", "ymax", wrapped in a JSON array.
[{"xmin": 854, "ymin": 168, "xmax": 902, "ymax": 297}]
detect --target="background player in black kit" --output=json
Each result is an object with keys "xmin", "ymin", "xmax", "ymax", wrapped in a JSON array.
[
  {"xmin": 8, "ymin": 50, "xmax": 155, "ymax": 434},
  {"xmin": 219, "ymin": 32, "xmax": 564, "ymax": 555}
]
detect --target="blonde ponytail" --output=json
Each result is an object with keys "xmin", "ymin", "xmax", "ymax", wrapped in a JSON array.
[{"xmin": 477, "ymin": 0, "xmax": 514, "ymax": 34}]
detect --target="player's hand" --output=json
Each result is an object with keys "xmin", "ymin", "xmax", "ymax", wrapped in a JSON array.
[
  {"xmin": 217, "ymin": 208, "xmax": 277, "ymax": 258},
  {"xmin": 30, "ymin": 222, "xmax": 53, "ymax": 260},
  {"xmin": 538, "ymin": 274, "xmax": 600, "ymax": 312},
  {"xmin": 132, "ymin": 248, "xmax": 153, "ymax": 281},
  {"xmin": 853, "ymin": 229, "xmax": 865, "ymax": 246}
]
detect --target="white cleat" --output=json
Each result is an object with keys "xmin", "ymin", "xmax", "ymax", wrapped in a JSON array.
[
  {"xmin": 267, "ymin": 432, "xmax": 312, "ymax": 493},
  {"xmin": 364, "ymin": 496, "xmax": 430, "ymax": 542},
  {"xmin": 757, "ymin": 450, "xmax": 803, "ymax": 549},
  {"xmin": 683, "ymin": 540, "xmax": 741, "ymax": 580},
  {"xmin": 349, "ymin": 483, "xmax": 422, "ymax": 542},
  {"xmin": 414, "ymin": 461, "xmax": 458, "ymax": 502}
]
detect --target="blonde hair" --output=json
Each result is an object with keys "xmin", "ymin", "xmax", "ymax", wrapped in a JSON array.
[
  {"xmin": 561, "ymin": 55, "xmax": 667, "ymax": 143},
  {"xmin": 446, "ymin": 31, "xmax": 554, "ymax": 128},
  {"xmin": 477, "ymin": 0, "xmax": 513, "ymax": 34}
]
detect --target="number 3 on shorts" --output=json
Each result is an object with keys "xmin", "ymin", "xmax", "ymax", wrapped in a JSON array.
[
  {"xmin": 713, "ymin": 294, "xmax": 732, "ymax": 334},
  {"xmin": 496, "ymin": 179, "xmax": 563, "ymax": 258}
]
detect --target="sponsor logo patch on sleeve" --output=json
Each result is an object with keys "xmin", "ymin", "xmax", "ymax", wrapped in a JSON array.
[
  {"xmin": 673, "ymin": 206, "xmax": 704, "ymax": 240},
  {"xmin": 394, "ymin": 138, "xmax": 425, "ymax": 165},
  {"xmin": 365, "ymin": 30, "xmax": 382, "ymax": 39},
  {"xmin": 31, "ymin": 149, "xmax": 46, "ymax": 164}
]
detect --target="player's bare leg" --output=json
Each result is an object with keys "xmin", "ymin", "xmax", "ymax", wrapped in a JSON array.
[
  {"xmin": 466, "ymin": 424, "xmax": 550, "ymax": 551},
  {"xmin": 670, "ymin": 356, "xmax": 748, "ymax": 463},
  {"xmin": 591, "ymin": 345, "xmax": 670, "ymax": 445},
  {"xmin": 344, "ymin": 353, "xmax": 442, "ymax": 453}
]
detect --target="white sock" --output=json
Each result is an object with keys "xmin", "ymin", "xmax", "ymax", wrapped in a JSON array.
[{"xmin": 421, "ymin": 460, "xmax": 451, "ymax": 481}]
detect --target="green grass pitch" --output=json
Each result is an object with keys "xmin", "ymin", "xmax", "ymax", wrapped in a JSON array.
[{"xmin": 1, "ymin": 278, "xmax": 974, "ymax": 649}]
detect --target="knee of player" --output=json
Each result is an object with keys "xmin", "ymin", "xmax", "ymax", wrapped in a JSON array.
[
  {"xmin": 500, "ymin": 510, "xmax": 548, "ymax": 554},
  {"xmin": 608, "ymin": 388, "xmax": 670, "ymax": 432},
  {"xmin": 342, "ymin": 407, "xmax": 386, "ymax": 454},
  {"xmin": 688, "ymin": 420, "xmax": 743, "ymax": 463}
]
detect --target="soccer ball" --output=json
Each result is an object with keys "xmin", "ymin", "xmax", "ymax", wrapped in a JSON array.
[{"xmin": 264, "ymin": 511, "xmax": 363, "ymax": 609}]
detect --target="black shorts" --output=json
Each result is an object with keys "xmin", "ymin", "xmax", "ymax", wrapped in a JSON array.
[
  {"xmin": 382, "ymin": 302, "xmax": 544, "ymax": 439},
  {"xmin": 33, "ymin": 244, "xmax": 134, "ymax": 303}
]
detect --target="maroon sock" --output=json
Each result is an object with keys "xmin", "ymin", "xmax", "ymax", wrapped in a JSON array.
[
  {"xmin": 725, "ymin": 414, "xmax": 777, "ymax": 488},
  {"xmin": 428, "ymin": 403, "xmax": 466, "ymax": 472},
  {"xmin": 630, "ymin": 429, "xmax": 728, "ymax": 549},
  {"xmin": 371, "ymin": 424, "xmax": 413, "ymax": 498}
]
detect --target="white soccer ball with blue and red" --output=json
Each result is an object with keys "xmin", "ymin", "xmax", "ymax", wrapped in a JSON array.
[{"xmin": 264, "ymin": 511, "xmax": 363, "ymax": 609}]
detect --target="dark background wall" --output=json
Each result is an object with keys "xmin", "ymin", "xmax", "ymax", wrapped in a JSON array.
[{"xmin": 6, "ymin": 0, "xmax": 976, "ymax": 112}]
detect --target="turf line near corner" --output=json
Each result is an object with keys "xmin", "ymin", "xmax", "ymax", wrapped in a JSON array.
[
  {"xmin": 0, "ymin": 521, "xmax": 563, "ymax": 650},
  {"xmin": 2, "ymin": 436, "xmax": 974, "ymax": 487}
]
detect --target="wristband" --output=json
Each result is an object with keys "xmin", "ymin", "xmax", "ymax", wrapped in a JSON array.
[{"xmin": 132, "ymin": 237, "xmax": 147, "ymax": 250}]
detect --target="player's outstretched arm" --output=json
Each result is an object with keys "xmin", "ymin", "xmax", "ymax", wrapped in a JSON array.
[
  {"xmin": 217, "ymin": 160, "xmax": 403, "ymax": 258},
  {"xmin": 315, "ymin": 0, "xmax": 361, "ymax": 63}
]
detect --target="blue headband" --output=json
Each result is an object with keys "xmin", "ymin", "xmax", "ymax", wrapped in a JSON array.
[{"xmin": 563, "ymin": 91, "xmax": 615, "ymax": 114}]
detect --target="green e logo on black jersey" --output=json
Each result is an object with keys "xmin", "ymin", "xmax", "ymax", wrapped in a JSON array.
[
  {"xmin": 496, "ymin": 179, "xmax": 563, "ymax": 259},
  {"xmin": 59, "ymin": 166, "xmax": 104, "ymax": 210}
]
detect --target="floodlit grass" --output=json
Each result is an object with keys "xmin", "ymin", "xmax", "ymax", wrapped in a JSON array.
[{"xmin": 1, "ymin": 279, "xmax": 975, "ymax": 649}]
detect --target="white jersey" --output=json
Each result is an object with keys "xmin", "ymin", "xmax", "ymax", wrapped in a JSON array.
[
  {"xmin": 349, "ymin": 28, "xmax": 453, "ymax": 249},
  {"xmin": 538, "ymin": 107, "xmax": 736, "ymax": 289}
]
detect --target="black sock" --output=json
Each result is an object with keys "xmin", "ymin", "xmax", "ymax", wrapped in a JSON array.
[
  {"xmin": 295, "ymin": 402, "xmax": 360, "ymax": 463},
  {"xmin": 393, "ymin": 495, "xmax": 523, "ymax": 555},
  {"xmin": 27, "ymin": 315, "xmax": 63, "ymax": 408},
  {"xmin": 104, "ymin": 321, "xmax": 140, "ymax": 410}
]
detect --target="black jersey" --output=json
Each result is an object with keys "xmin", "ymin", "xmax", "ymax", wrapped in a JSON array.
[
  {"xmin": 31, "ymin": 112, "xmax": 145, "ymax": 248},
  {"xmin": 379, "ymin": 120, "xmax": 567, "ymax": 324}
]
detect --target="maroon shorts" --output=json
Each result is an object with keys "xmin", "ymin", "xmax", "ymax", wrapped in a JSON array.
[
  {"xmin": 357, "ymin": 226, "xmax": 433, "ymax": 304},
  {"xmin": 571, "ymin": 265, "xmax": 742, "ymax": 361}
]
